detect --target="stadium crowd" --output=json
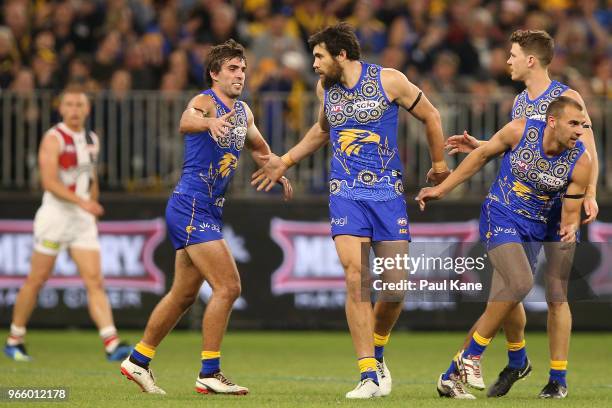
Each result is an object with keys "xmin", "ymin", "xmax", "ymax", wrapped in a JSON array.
[{"xmin": 0, "ymin": 0, "xmax": 609, "ymax": 100}]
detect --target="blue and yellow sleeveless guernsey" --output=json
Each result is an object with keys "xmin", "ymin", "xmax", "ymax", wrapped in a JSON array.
[
  {"xmin": 166, "ymin": 89, "xmax": 248, "ymax": 249},
  {"xmin": 480, "ymin": 119, "xmax": 585, "ymax": 269},
  {"xmin": 511, "ymin": 80, "xmax": 569, "ymax": 121},
  {"xmin": 511, "ymin": 79, "xmax": 571, "ymax": 240},
  {"xmin": 324, "ymin": 62, "xmax": 410, "ymax": 241}
]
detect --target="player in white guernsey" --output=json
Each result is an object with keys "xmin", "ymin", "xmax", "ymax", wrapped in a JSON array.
[
  {"xmin": 4, "ymin": 88, "xmax": 131, "ymax": 362},
  {"xmin": 444, "ymin": 30, "xmax": 599, "ymax": 399}
]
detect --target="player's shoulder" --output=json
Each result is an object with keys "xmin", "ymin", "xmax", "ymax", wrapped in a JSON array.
[
  {"xmin": 189, "ymin": 92, "xmax": 216, "ymax": 110},
  {"xmin": 508, "ymin": 117, "xmax": 528, "ymax": 132},
  {"xmin": 380, "ymin": 68, "xmax": 407, "ymax": 84},
  {"xmin": 42, "ymin": 124, "xmax": 63, "ymax": 143},
  {"xmin": 560, "ymin": 88, "xmax": 585, "ymax": 104}
]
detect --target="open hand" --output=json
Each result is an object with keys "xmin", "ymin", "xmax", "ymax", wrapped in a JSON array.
[{"xmin": 445, "ymin": 131, "xmax": 480, "ymax": 155}]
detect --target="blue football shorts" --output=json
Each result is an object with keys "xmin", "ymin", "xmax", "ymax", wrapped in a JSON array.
[
  {"xmin": 165, "ymin": 192, "xmax": 223, "ymax": 250},
  {"xmin": 329, "ymin": 195, "xmax": 410, "ymax": 242},
  {"xmin": 479, "ymin": 199, "xmax": 547, "ymax": 272}
]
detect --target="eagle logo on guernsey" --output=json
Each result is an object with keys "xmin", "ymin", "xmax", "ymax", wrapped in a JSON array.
[
  {"xmin": 338, "ymin": 129, "xmax": 380, "ymax": 156},
  {"xmin": 512, "ymin": 180, "xmax": 549, "ymax": 201},
  {"xmin": 218, "ymin": 153, "xmax": 238, "ymax": 178}
]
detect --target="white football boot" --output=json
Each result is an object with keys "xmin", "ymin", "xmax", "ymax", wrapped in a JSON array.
[
  {"xmin": 120, "ymin": 358, "xmax": 166, "ymax": 394},
  {"xmin": 345, "ymin": 378, "xmax": 382, "ymax": 399},
  {"xmin": 437, "ymin": 373, "xmax": 476, "ymax": 399},
  {"xmin": 195, "ymin": 372, "xmax": 249, "ymax": 395},
  {"xmin": 376, "ymin": 359, "xmax": 392, "ymax": 396},
  {"xmin": 455, "ymin": 351, "xmax": 486, "ymax": 390}
]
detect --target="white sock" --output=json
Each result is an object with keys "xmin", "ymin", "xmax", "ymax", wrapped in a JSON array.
[
  {"xmin": 99, "ymin": 326, "xmax": 120, "ymax": 353},
  {"xmin": 7, "ymin": 324, "xmax": 26, "ymax": 346}
]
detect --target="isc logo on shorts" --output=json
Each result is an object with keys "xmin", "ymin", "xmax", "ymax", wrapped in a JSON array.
[
  {"xmin": 331, "ymin": 216, "xmax": 348, "ymax": 226},
  {"xmin": 399, "ymin": 228, "xmax": 408, "ymax": 234}
]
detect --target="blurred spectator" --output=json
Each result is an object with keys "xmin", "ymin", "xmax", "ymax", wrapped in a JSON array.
[
  {"xmin": 591, "ymin": 58, "xmax": 611, "ymax": 99},
  {"xmin": 110, "ymin": 69, "xmax": 132, "ymax": 100},
  {"xmin": 52, "ymin": 1, "xmax": 77, "ymax": 64},
  {"xmin": 451, "ymin": 8, "xmax": 500, "ymax": 76},
  {"xmin": 196, "ymin": 3, "xmax": 245, "ymax": 46},
  {"xmin": 124, "ymin": 42, "xmax": 160, "ymax": 90},
  {"xmin": 2, "ymin": 0, "xmax": 32, "ymax": 64},
  {"xmin": 31, "ymin": 49, "xmax": 59, "ymax": 90},
  {"xmin": 0, "ymin": 0, "xmax": 605, "ymax": 100},
  {"xmin": 346, "ymin": 0, "xmax": 387, "ymax": 60},
  {"xmin": 251, "ymin": 10, "xmax": 307, "ymax": 72},
  {"xmin": 291, "ymin": 0, "xmax": 337, "ymax": 51},
  {"xmin": 0, "ymin": 26, "xmax": 19, "ymax": 88},
  {"xmin": 66, "ymin": 55, "xmax": 99, "ymax": 93},
  {"xmin": 425, "ymin": 51, "xmax": 463, "ymax": 95},
  {"xmin": 379, "ymin": 46, "xmax": 407, "ymax": 71},
  {"xmin": 496, "ymin": 0, "xmax": 526, "ymax": 36},
  {"xmin": 488, "ymin": 46, "xmax": 522, "ymax": 92},
  {"xmin": 10, "ymin": 67, "xmax": 35, "ymax": 95},
  {"xmin": 91, "ymin": 32, "xmax": 122, "ymax": 86}
]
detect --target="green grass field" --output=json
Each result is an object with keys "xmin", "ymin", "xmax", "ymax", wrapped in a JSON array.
[{"xmin": 1, "ymin": 330, "xmax": 611, "ymax": 407}]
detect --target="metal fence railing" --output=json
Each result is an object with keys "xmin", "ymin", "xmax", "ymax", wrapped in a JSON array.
[{"xmin": 1, "ymin": 91, "xmax": 610, "ymax": 197}]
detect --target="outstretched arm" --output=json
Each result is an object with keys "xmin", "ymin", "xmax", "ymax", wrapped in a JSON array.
[
  {"xmin": 382, "ymin": 68, "xmax": 449, "ymax": 184},
  {"xmin": 415, "ymin": 119, "xmax": 525, "ymax": 209},
  {"xmin": 179, "ymin": 94, "xmax": 235, "ymax": 139},
  {"xmin": 445, "ymin": 95, "xmax": 520, "ymax": 155},
  {"xmin": 251, "ymin": 81, "xmax": 330, "ymax": 191},
  {"xmin": 243, "ymin": 102, "xmax": 293, "ymax": 200}
]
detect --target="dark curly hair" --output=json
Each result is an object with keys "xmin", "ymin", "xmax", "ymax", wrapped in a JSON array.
[
  {"xmin": 308, "ymin": 22, "xmax": 361, "ymax": 60},
  {"xmin": 205, "ymin": 39, "xmax": 246, "ymax": 86}
]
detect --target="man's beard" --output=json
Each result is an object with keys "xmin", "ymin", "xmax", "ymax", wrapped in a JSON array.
[{"xmin": 321, "ymin": 61, "xmax": 343, "ymax": 89}]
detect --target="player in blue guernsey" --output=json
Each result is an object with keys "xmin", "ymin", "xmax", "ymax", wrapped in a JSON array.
[
  {"xmin": 445, "ymin": 30, "xmax": 600, "ymax": 399},
  {"xmin": 417, "ymin": 96, "xmax": 593, "ymax": 399},
  {"xmin": 252, "ymin": 23, "xmax": 450, "ymax": 399},
  {"xmin": 120, "ymin": 40, "xmax": 292, "ymax": 396}
]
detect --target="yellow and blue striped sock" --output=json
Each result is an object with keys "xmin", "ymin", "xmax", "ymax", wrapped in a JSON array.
[
  {"xmin": 201, "ymin": 351, "xmax": 221, "ymax": 376},
  {"xmin": 358, "ymin": 357, "xmax": 378, "ymax": 385},
  {"xmin": 374, "ymin": 332, "xmax": 390, "ymax": 362},
  {"xmin": 465, "ymin": 331, "xmax": 491, "ymax": 357},
  {"xmin": 507, "ymin": 339, "xmax": 527, "ymax": 369},
  {"xmin": 549, "ymin": 360, "xmax": 567, "ymax": 387},
  {"xmin": 130, "ymin": 342, "xmax": 156, "ymax": 368}
]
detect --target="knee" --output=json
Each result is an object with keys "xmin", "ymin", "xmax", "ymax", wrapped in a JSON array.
[
  {"xmin": 83, "ymin": 276, "xmax": 105, "ymax": 293},
  {"xmin": 214, "ymin": 282, "xmax": 241, "ymax": 303},
  {"xmin": 344, "ymin": 264, "xmax": 365, "ymax": 302},
  {"xmin": 25, "ymin": 274, "xmax": 51, "ymax": 291},
  {"xmin": 508, "ymin": 274, "xmax": 533, "ymax": 299},
  {"xmin": 546, "ymin": 301, "xmax": 569, "ymax": 316},
  {"xmin": 168, "ymin": 290, "xmax": 198, "ymax": 310}
]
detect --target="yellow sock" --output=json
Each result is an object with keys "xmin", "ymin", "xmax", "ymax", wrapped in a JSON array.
[
  {"xmin": 473, "ymin": 331, "xmax": 491, "ymax": 346},
  {"xmin": 550, "ymin": 360, "xmax": 567, "ymax": 371},
  {"xmin": 134, "ymin": 342, "xmax": 156, "ymax": 359},
  {"xmin": 507, "ymin": 339, "xmax": 526, "ymax": 351},
  {"xmin": 374, "ymin": 332, "xmax": 390, "ymax": 347},
  {"xmin": 358, "ymin": 357, "xmax": 377, "ymax": 373}
]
